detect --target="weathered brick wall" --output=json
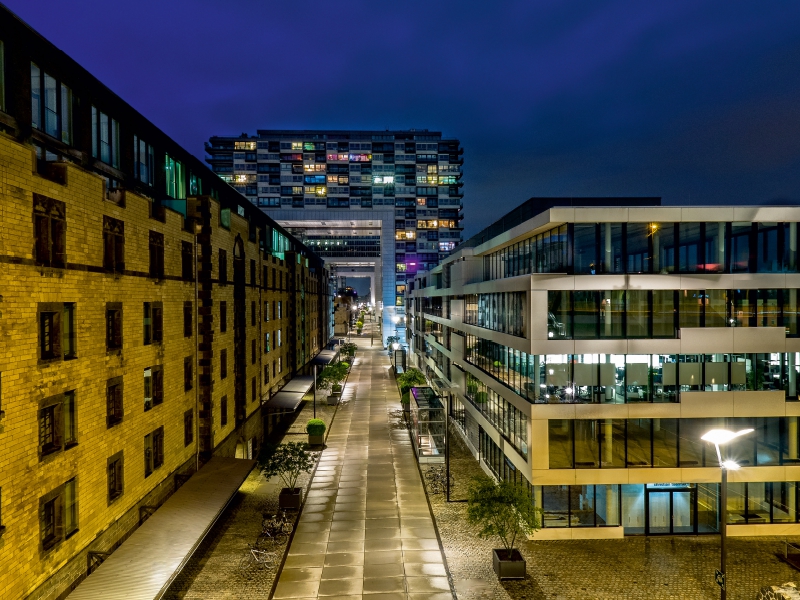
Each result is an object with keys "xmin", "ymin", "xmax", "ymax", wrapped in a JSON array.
[{"xmin": 0, "ymin": 132, "xmax": 329, "ymax": 600}]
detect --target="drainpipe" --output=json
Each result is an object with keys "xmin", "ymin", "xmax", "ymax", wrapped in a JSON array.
[{"xmin": 194, "ymin": 221, "xmax": 201, "ymax": 473}]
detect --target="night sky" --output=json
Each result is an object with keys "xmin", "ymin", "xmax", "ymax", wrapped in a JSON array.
[{"xmin": 8, "ymin": 0, "xmax": 800, "ymax": 237}]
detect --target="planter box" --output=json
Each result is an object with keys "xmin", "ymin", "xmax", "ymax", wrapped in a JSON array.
[
  {"xmin": 279, "ymin": 487, "xmax": 302, "ymax": 510},
  {"xmin": 492, "ymin": 549, "xmax": 526, "ymax": 580},
  {"xmin": 327, "ymin": 395, "xmax": 339, "ymax": 406},
  {"xmin": 308, "ymin": 434, "xmax": 324, "ymax": 446}
]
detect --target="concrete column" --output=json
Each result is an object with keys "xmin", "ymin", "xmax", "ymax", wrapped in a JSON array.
[
  {"xmin": 791, "ymin": 223, "xmax": 797, "ymax": 272},
  {"xmin": 607, "ymin": 486, "xmax": 617, "ymax": 525},
  {"xmin": 603, "ymin": 419, "xmax": 613, "ymax": 466},
  {"xmin": 718, "ymin": 222, "xmax": 726, "ymax": 268},
  {"xmin": 604, "ymin": 223, "xmax": 612, "ymax": 272}
]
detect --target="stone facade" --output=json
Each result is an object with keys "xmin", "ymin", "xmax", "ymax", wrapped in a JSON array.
[{"xmin": 0, "ymin": 78, "xmax": 329, "ymax": 600}]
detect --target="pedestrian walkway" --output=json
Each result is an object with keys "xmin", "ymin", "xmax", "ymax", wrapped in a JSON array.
[{"xmin": 273, "ymin": 337, "xmax": 453, "ymax": 600}]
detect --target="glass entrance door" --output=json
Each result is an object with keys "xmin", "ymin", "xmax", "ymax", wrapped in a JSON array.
[{"xmin": 646, "ymin": 487, "xmax": 697, "ymax": 534}]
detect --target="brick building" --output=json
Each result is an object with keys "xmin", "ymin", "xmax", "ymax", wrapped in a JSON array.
[{"xmin": 0, "ymin": 6, "xmax": 330, "ymax": 599}]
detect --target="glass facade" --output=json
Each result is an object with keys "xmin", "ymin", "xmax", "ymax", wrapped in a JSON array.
[
  {"xmin": 465, "ymin": 332, "xmax": 800, "ymax": 403},
  {"xmin": 547, "ymin": 289, "xmax": 799, "ymax": 339},
  {"xmin": 549, "ymin": 417, "xmax": 800, "ymax": 469},
  {"xmin": 485, "ymin": 221, "xmax": 798, "ymax": 279},
  {"xmin": 463, "ymin": 292, "xmax": 525, "ymax": 337},
  {"xmin": 464, "ymin": 373, "xmax": 528, "ymax": 458}
]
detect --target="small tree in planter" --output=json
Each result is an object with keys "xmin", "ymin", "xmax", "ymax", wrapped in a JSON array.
[
  {"xmin": 258, "ymin": 442, "xmax": 316, "ymax": 510},
  {"xmin": 397, "ymin": 368, "xmax": 427, "ymax": 411},
  {"xmin": 356, "ymin": 320, "xmax": 364, "ymax": 334},
  {"xmin": 318, "ymin": 362, "xmax": 349, "ymax": 404},
  {"xmin": 466, "ymin": 477, "xmax": 541, "ymax": 580},
  {"xmin": 340, "ymin": 342, "xmax": 357, "ymax": 359},
  {"xmin": 306, "ymin": 418, "xmax": 326, "ymax": 446}
]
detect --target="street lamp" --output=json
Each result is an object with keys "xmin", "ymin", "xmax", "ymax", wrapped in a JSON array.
[{"xmin": 701, "ymin": 428, "xmax": 753, "ymax": 599}]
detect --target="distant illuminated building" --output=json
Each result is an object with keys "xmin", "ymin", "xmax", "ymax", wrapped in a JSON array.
[{"xmin": 206, "ymin": 130, "xmax": 464, "ymax": 345}]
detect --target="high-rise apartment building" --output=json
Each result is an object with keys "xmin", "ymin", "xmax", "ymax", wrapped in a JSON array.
[
  {"xmin": 206, "ymin": 130, "xmax": 464, "ymax": 345},
  {"xmin": 408, "ymin": 196, "xmax": 800, "ymax": 539},
  {"xmin": 0, "ymin": 8, "xmax": 330, "ymax": 599}
]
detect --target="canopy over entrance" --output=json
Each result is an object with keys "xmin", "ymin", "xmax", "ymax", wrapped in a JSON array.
[{"xmin": 67, "ymin": 457, "xmax": 255, "ymax": 600}]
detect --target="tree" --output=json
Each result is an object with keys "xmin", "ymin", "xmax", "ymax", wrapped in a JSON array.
[
  {"xmin": 466, "ymin": 477, "xmax": 541, "ymax": 554},
  {"xmin": 258, "ymin": 442, "xmax": 315, "ymax": 490},
  {"xmin": 397, "ymin": 367, "xmax": 428, "ymax": 403},
  {"xmin": 318, "ymin": 362, "xmax": 349, "ymax": 391}
]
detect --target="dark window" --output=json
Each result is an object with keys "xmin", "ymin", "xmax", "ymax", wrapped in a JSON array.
[
  {"xmin": 250, "ymin": 259, "xmax": 256, "ymax": 285},
  {"xmin": 144, "ymin": 426, "xmax": 164, "ymax": 477},
  {"xmin": 133, "ymin": 135, "xmax": 154, "ymax": 186},
  {"xmin": 263, "ymin": 266, "xmax": 268, "ymax": 288},
  {"xmin": 184, "ymin": 301, "xmax": 192, "ymax": 338},
  {"xmin": 264, "ymin": 364, "xmax": 270, "ymax": 383},
  {"xmin": 220, "ymin": 349, "xmax": 227, "ymax": 379},
  {"xmin": 39, "ymin": 310, "xmax": 59, "ymax": 360},
  {"xmin": 220, "ymin": 301, "xmax": 227, "ymax": 332},
  {"xmin": 184, "ymin": 409, "xmax": 193, "ymax": 446},
  {"xmin": 181, "ymin": 241, "xmax": 193, "ymax": 281},
  {"xmin": 42, "ymin": 496, "xmax": 56, "ymax": 545},
  {"xmin": 38, "ymin": 401, "xmax": 60, "ymax": 456},
  {"xmin": 63, "ymin": 303, "xmax": 76, "ymax": 359},
  {"xmin": 144, "ymin": 366, "xmax": 163, "ymax": 410},
  {"xmin": 264, "ymin": 301, "xmax": 270, "ymax": 322},
  {"xmin": 271, "ymin": 268, "xmax": 276, "ymax": 289},
  {"xmin": 63, "ymin": 391, "xmax": 76, "ymax": 447},
  {"xmin": 91, "ymin": 106, "xmax": 119, "ymax": 167},
  {"xmin": 251, "ymin": 300, "xmax": 256, "ymax": 326},
  {"xmin": 33, "ymin": 194, "xmax": 66, "ymax": 268},
  {"xmin": 102, "ymin": 216, "xmax": 124, "ymax": 273},
  {"xmin": 219, "ymin": 249, "xmax": 227, "ymax": 284},
  {"xmin": 220, "ymin": 396, "xmax": 228, "ymax": 426},
  {"xmin": 106, "ymin": 303, "xmax": 122, "ymax": 350},
  {"xmin": 31, "ymin": 64, "xmax": 72, "ymax": 143},
  {"xmin": 143, "ymin": 302, "xmax": 163, "ymax": 345},
  {"xmin": 106, "ymin": 378, "xmax": 123, "ymax": 427},
  {"xmin": 251, "ymin": 339, "xmax": 256, "ymax": 364},
  {"xmin": 107, "ymin": 452, "xmax": 123, "ymax": 503},
  {"xmin": 251, "ymin": 377, "xmax": 256, "ymax": 403},
  {"xmin": 184, "ymin": 357, "xmax": 193, "ymax": 391},
  {"xmin": 149, "ymin": 231, "xmax": 164, "ymax": 279}
]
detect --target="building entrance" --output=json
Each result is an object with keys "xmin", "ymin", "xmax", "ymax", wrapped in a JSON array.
[{"xmin": 645, "ymin": 486, "xmax": 696, "ymax": 535}]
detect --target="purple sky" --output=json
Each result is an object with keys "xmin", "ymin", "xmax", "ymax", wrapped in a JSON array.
[{"xmin": 8, "ymin": 0, "xmax": 800, "ymax": 237}]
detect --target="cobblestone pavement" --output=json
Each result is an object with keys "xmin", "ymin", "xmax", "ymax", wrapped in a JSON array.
[
  {"xmin": 422, "ymin": 423, "xmax": 800, "ymax": 600},
  {"xmin": 271, "ymin": 336, "xmax": 454, "ymax": 600},
  {"xmin": 164, "ymin": 371, "xmax": 345, "ymax": 599}
]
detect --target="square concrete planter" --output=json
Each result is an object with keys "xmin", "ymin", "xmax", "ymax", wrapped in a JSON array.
[
  {"xmin": 326, "ymin": 394, "xmax": 339, "ymax": 406},
  {"xmin": 493, "ymin": 549, "xmax": 526, "ymax": 579},
  {"xmin": 308, "ymin": 434, "xmax": 324, "ymax": 446},
  {"xmin": 279, "ymin": 487, "xmax": 302, "ymax": 510}
]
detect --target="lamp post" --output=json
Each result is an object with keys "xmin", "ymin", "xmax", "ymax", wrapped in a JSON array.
[
  {"xmin": 313, "ymin": 364, "xmax": 317, "ymax": 419},
  {"xmin": 700, "ymin": 428, "xmax": 754, "ymax": 599}
]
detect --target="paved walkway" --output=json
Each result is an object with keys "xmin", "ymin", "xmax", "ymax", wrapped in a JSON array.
[{"xmin": 273, "ymin": 339, "xmax": 453, "ymax": 600}]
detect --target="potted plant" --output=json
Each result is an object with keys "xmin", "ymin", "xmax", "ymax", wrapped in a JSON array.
[
  {"xmin": 356, "ymin": 320, "xmax": 364, "ymax": 334},
  {"xmin": 318, "ymin": 362, "xmax": 349, "ymax": 405},
  {"xmin": 466, "ymin": 477, "xmax": 541, "ymax": 580},
  {"xmin": 306, "ymin": 418, "xmax": 326, "ymax": 446},
  {"xmin": 341, "ymin": 342, "xmax": 357, "ymax": 359},
  {"xmin": 258, "ymin": 442, "xmax": 316, "ymax": 510},
  {"xmin": 474, "ymin": 391, "xmax": 489, "ymax": 404},
  {"xmin": 397, "ymin": 367, "xmax": 427, "ymax": 412}
]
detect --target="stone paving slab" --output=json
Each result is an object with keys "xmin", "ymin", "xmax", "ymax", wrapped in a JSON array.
[{"xmin": 274, "ymin": 338, "xmax": 454, "ymax": 600}]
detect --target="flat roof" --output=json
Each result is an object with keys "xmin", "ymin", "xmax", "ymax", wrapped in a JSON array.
[{"xmin": 67, "ymin": 457, "xmax": 255, "ymax": 600}]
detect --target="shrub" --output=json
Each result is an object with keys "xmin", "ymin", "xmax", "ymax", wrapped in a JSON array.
[
  {"xmin": 466, "ymin": 478, "xmax": 541, "ymax": 553},
  {"xmin": 258, "ymin": 442, "xmax": 315, "ymax": 490},
  {"xmin": 341, "ymin": 342, "xmax": 357, "ymax": 357},
  {"xmin": 306, "ymin": 418, "xmax": 326, "ymax": 436},
  {"xmin": 318, "ymin": 362, "xmax": 348, "ymax": 391},
  {"xmin": 356, "ymin": 320, "xmax": 364, "ymax": 330},
  {"xmin": 397, "ymin": 367, "xmax": 427, "ymax": 395},
  {"xmin": 474, "ymin": 391, "xmax": 489, "ymax": 403}
]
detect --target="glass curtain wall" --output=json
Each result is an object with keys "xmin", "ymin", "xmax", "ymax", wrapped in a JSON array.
[{"xmin": 483, "ymin": 222, "xmax": 798, "ymax": 281}]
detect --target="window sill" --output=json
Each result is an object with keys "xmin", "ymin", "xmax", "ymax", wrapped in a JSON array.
[
  {"xmin": 65, "ymin": 528, "xmax": 79, "ymax": 540},
  {"xmin": 107, "ymin": 419, "xmax": 123, "ymax": 429},
  {"xmin": 106, "ymin": 348, "xmax": 122, "ymax": 355},
  {"xmin": 40, "ymin": 444, "xmax": 61, "ymax": 458},
  {"xmin": 42, "ymin": 536, "xmax": 61, "ymax": 551},
  {"xmin": 65, "ymin": 441, "xmax": 78, "ymax": 450}
]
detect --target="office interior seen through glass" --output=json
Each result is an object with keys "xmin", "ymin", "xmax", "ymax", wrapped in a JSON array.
[
  {"xmin": 484, "ymin": 221, "xmax": 798, "ymax": 279},
  {"xmin": 526, "ymin": 482, "xmax": 800, "ymax": 535},
  {"xmin": 465, "ymin": 335, "xmax": 800, "ymax": 403}
]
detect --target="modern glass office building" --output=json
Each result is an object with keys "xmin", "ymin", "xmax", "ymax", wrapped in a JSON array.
[
  {"xmin": 206, "ymin": 130, "xmax": 464, "ymax": 345},
  {"xmin": 407, "ymin": 197, "xmax": 800, "ymax": 538}
]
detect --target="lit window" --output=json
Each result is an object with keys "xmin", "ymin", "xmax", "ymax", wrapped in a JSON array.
[
  {"xmin": 396, "ymin": 263, "xmax": 407, "ymax": 272},
  {"xmin": 291, "ymin": 142, "xmax": 303, "ymax": 150},
  {"xmin": 165, "ymin": 154, "xmax": 186, "ymax": 198},
  {"xmin": 234, "ymin": 141, "xmax": 256, "ymax": 150},
  {"xmin": 417, "ymin": 198, "xmax": 426, "ymax": 206}
]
